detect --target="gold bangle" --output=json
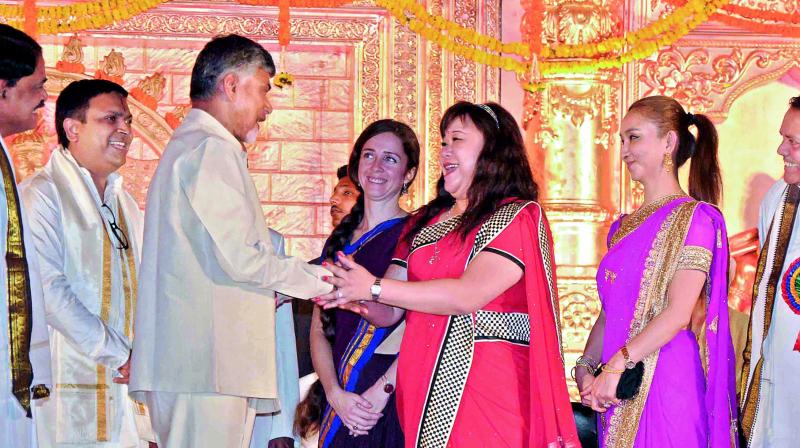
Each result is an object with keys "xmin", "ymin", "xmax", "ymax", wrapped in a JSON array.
[{"xmin": 601, "ymin": 364, "xmax": 625, "ymax": 375}]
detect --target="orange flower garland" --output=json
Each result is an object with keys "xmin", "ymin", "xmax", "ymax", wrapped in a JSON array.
[
  {"xmin": 663, "ymin": 0, "xmax": 800, "ymax": 38},
  {"xmin": 234, "ymin": 0, "xmax": 353, "ymax": 46},
  {"xmin": 3, "ymin": 0, "xmax": 168, "ymax": 35},
  {"xmin": 23, "ymin": 0, "xmax": 37, "ymax": 37},
  {"xmin": 520, "ymin": 0, "xmax": 545, "ymax": 55}
]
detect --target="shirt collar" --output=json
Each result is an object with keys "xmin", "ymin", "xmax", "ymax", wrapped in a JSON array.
[
  {"xmin": 186, "ymin": 108, "xmax": 248, "ymax": 159},
  {"xmin": 58, "ymin": 146, "xmax": 123, "ymax": 204}
]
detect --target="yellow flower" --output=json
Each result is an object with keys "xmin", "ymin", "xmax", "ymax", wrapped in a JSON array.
[{"xmin": 273, "ymin": 72, "xmax": 294, "ymax": 89}]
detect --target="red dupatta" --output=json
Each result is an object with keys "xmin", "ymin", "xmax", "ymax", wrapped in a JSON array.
[{"xmin": 518, "ymin": 201, "xmax": 579, "ymax": 447}]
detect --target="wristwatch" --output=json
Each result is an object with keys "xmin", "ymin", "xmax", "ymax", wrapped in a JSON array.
[
  {"xmin": 370, "ymin": 277, "xmax": 382, "ymax": 301},
  {"xmin": 621, "ymin": 345, "xmax": 636, "ymax": 369}
]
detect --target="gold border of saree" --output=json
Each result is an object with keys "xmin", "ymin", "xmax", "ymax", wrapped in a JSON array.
[{"xmin": 604, "ymin": 199, "xmax": 699, "ymax": 448}]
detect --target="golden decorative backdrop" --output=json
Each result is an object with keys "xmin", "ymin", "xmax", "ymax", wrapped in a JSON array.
[{"xmin": 3, "ymin": 0, "xmax": 799, "ymax": 397}]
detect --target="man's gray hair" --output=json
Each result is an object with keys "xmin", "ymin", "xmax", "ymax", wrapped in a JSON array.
[{"xmin": 190, "ymin": 34, "xmax": 275, "ymax": 101}]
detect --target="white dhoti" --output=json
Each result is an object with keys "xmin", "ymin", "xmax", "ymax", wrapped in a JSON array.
[
  {"xmin": 145, "ymin": 393, "xmax": 256, "ymax": 448},
  {"xmin": 21, "ymin": 148, "xmax": 152, "ymax": 447}
]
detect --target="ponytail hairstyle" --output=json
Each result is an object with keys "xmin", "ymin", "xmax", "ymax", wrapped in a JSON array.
[
  {"xmin": 405, "ymin": 101, "xmax": 538, "ymax": 245},
  {"xmin": 628, "ymin": 95, "xmax": 722, "ymax": 205},
  {"xmin": 319, "ymin": 119, "xmax": 420, "ymax": 342}
]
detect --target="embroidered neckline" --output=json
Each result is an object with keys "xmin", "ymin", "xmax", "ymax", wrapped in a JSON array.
[{"xmin": 610, "ymin": 193, "xmax": 688, "ymax": 247}]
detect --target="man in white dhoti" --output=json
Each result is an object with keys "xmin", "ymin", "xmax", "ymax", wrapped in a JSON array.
[
  {"xmin": 129, "ymin": 34, "xmax": 332, "ymax": 448},
  {"xmin": 741, "ymin": 95, "xmax": 800, "ymax": 447},
  {"xmin": 0, "ymin": 24, "xmax": 52, "ymax": 448},
  {"xmin": 21, "ymin": 79, "xmax": 152, "ymax": 447}
]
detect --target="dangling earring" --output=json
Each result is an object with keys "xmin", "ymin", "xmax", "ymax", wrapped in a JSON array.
[
  {"xmin": 662, "ymin": 153, "xmax": 674, "ymax": 173},
  {"xmin": 401, "ymin": 182, "xmax": 408, "ymax": 196}
]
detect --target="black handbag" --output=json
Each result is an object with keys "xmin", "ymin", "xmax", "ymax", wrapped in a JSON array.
[{"xmin": 594, "ymin": 361, "xmax": 645, "ymax": 400}]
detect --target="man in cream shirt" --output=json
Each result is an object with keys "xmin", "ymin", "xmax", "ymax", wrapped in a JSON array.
[
  {"xmin": 129, "ymin": 34, "xmax": 332, "ymax": 448},
  {"xmin": 21, "ymin": 79, "xmax": 152, "ymax": 447},
  {"xmin": 0, "ymin": 23, "xmax": 52, "ymax": 448}
]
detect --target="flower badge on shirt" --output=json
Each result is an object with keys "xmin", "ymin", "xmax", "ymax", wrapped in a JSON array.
[{"xmin": 780, "ymin": 257, "xmax": 800, "ymax": 351}]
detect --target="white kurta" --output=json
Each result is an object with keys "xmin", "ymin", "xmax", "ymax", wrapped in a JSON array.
[
  {"xmin": 0, "ymin": 134, "xmax": 52, "ymax": 448},
  {"xmin": 20, "ymin": 148, "xmax": 148, "ymax": 447},
  {"xmin": 746, "ymin": 179, "xmax": 800, "ymax": 447},
  {"xmin": 250, "ymin": 229, "xmax": 301, "ymax": 446},
  {"xmin": 129, "ymin": 108, "xmax": 331, "ymax": 413}
]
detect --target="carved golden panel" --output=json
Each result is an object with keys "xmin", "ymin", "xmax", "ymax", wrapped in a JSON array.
[{"xmin": 9, "ymin": 0, "xmax": 500, "ymax": 259}]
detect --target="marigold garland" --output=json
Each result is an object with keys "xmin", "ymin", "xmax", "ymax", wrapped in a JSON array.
[
  {"xmin": 377, "ymin": 0, "xmax": 729, "ymax": 82},
  {"xmin": 539, "ymin": 0, "xmax": 729, "ymax": 60},
  {"xmin": 663, "ymin": 0, "xmax": 800, "ymax": 38},
  {"xmin": 520, "ymin": 0, "xmax": 544, "ymax": 55},
  {"xmin": 376, "ymin": 0, "xmax": 530, "ymax": 56},
  {"xmin": 3, "ymin": 0, "xmax": 167, "ymax": 35},
  {"xmin": 540, "ymin": 0, "xmax": 730, "ymax": 75},
  {"xmin": 234, "ymin": 0, "xmax": 353, "ymax": 46}
]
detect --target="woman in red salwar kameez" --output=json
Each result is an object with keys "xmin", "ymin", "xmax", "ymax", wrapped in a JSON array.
[{"xmin": 316, "ymin": 102, "xmax": 579, "ymax": 448}]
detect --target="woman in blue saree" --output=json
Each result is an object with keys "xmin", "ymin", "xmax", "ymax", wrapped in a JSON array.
[{"xmin": 309, "ymin": 119, "xmax": 420, "ymax": 447}]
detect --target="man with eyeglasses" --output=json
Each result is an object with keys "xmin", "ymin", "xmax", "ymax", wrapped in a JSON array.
[
  {"xmin": 20, "ymin": 79, "xmax": 153, "ymax": 447},
  {"xmin": 0, "ymin": 24, "xmax": 52, "ymax": 448}
]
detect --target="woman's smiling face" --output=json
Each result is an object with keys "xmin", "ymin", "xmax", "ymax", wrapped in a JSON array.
[{"xmin": 440, "ymin": 115, "xmax": 485, "ymax": 201}]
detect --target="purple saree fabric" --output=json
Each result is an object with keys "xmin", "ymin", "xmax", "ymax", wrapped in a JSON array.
[{"xmin": 596, "ymin": 197, "xmax": 738, "ymax": 448}]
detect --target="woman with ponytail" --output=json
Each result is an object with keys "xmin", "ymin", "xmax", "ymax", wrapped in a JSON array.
[
  {"xmin": 575, "ymin": 95, "xmax": 738, "ymax": 447},
  {"xmin": 301, "ymin": 119, "xmax": 419, "ymax": 447}
]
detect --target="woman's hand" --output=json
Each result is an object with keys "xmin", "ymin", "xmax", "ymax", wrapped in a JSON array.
[
  {"xmin": 360, "ymin": 380, "xmax": 391, "ymax": 424},
  {"xmin": 585, "ymin": 356, "xmax": 624, "ymax": 413},
  {"xmin": 317, "ymin": 252, "xmax": 376, "ymax": 308},
  {"xmin": 327, "ymin": 386, "xmax": 382, "ymax": 437},
  {"xmin": 575, "ymin": 368, "xmax": 595, "ymax": 408}
]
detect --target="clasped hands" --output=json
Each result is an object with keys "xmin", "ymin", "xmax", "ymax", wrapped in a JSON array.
[
  {"xmin": 329, "ymin": 380, "xmax": 390, "ymax": 437},
  {"xmin": 577, "ymin": 355, "xmax": 625, "ymax": 413},
  {"xmin": 313, "ymin": 251, "xmax": 375, "ymax": 314}
]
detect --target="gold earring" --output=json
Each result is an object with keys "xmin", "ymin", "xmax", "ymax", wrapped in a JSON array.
[{"xmin": 663, "ymin": 153, "xmax": 674, "ymax": 173}]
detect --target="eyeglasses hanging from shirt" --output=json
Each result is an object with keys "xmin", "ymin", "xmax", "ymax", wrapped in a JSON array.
[{"xmin": 101, "ymin": 203, "xmax": 130, "ymax": 250}]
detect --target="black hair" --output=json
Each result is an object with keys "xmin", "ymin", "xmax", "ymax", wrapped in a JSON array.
[
  {"xmin": 0, "ymin": 24, "xmax": 42, "ymax": 87},
  {"xmin": 404, "ymin": 101, "xmax": 538, "ymax": 245},
  {"xmin": 55, "ymin": 79, "xmax": 129, "ymax": 148},
  {"xmin": 336, "ymin": 164, "xmax": 348, "ymax": 180}
]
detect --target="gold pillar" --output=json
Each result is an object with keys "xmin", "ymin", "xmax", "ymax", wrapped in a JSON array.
[{"xmin": 523, "ymin": 0, "xmax": 624, "ymax": 396}]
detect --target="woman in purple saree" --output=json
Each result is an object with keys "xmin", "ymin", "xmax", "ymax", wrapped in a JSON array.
[{"xmin": 575, "ymin": 96, "xmax": 739, "ymax": 447}]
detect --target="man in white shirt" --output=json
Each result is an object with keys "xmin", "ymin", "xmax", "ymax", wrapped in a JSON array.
[
  {"xmin": 21, "ymin": 79, "xmax": 152, "ymax": 447},
  {"xmin": 129, "ymin": 34, "xmax": 332, "ymax": 448},
  {"xmin": 741, "ymin": 96, "xmax": 800, "ymax": 447},
  {"xmin": 0, "ymin": 23, "xmax": 53, "ymax": 448}
]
